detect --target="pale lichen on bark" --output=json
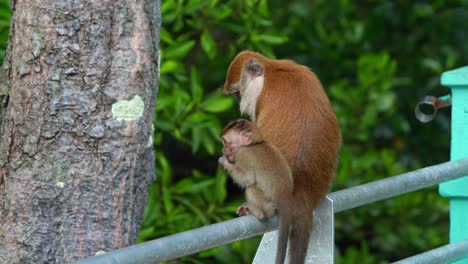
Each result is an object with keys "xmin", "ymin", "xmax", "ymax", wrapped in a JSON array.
[{"xmin": 111, "ymin": 95, "xmax": 145, "ymax": 121}]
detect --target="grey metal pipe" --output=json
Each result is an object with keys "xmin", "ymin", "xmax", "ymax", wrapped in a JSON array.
[
  {"xmin": 392, "ymin": 239, "xmax": 468, "ymax": 264},
  {"xmin": 329, "ymin": 158, "xmax": 468, "ymax": 213},
  {"xmin": 74, "ymin": 215, "xmax": 278, "ymax": 264},
  {"xmin": 73, "ymin": 159, "xmax": 468, "ymax": 263}
]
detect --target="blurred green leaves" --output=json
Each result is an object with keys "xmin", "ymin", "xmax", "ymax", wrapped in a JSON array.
[
  {"xmin": 0, "ymin": 0, "xmax": 9, "ymax": 64},
  {"xmin": 164, "ymin": 40, "xmax": 196, "ymax": 60},
  {"xmin": 200, "ymin": 31, "xmax": 217, "ymax": 60},
  {"xmin": 145, "ymin": 0, "xmax": 287, "ymax": 262},
  {"xmin": 146, "ymin": 0, "xmax": 468, "ymax": 263},
  {"xmin": 106, "ymin": 0, "xmax": 468, "ymax": 263},
  {"xmin": 273, "ymin": 1, "xmax": 465, "ymax": 263}
]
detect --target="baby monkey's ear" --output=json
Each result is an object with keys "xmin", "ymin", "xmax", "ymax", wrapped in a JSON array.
[{"xmin": 239, "ymin": 130, "xmax": 253, "ymax": 146}]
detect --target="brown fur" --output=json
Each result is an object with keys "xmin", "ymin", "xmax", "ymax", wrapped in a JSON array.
[
  {"xmin": 219, "ymin": 119, "xmax": 293, "ymax": 264},
  {"xmin": 224, "ymin": 51, "xmax": 341, "ymax": 264}
]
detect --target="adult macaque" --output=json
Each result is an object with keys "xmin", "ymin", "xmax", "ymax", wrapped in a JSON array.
[
  {"xmin": 223, "ymin": 51, "xmax": 341, "ymax": 263},
  {"xmin": 219, "ymin": 119, "xmax": 293, "ymax": 264}
]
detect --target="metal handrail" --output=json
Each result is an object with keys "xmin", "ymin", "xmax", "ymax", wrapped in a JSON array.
[
  {"xmin": 393, "ymin": 239, "xmax": 468, "ymax": 264},
  {"xmin": 329, "ymin": 158, "xmax": 468, "ymax": 212},
  {"xmin": 74, "ymin": 158, "xmax": 468, "ymax": 264},
  {"xmin": 74, "ymin": 216, "xmax": 278, "ymax": 264}
]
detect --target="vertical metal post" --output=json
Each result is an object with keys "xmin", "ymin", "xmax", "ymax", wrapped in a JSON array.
[
  {"xmin": 253, "ymin": 196, "xmax": 334, "ymax": 263},
  {"xmin": 439, "ymin": 66, "xmax": 468, "ymax": 264}
]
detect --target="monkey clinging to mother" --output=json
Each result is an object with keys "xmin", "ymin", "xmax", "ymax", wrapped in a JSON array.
[{"xmin": 222, "ymin": 50, "xmax": 341, "ymax": 264}]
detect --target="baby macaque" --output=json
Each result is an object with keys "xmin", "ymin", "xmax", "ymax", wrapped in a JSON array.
[{"xmin": 219, "ymin": 119, "xmax": 293, "ymax": 264}]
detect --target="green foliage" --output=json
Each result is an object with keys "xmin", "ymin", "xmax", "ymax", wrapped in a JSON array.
[
  {"xmin": 272, "ymin": 1, "xmax": 466, "ymax": 262},
  {"xmin": 0, "ymin": 0, "xmax": 9, "ymax": 64},
  {"xmin": 148, "ymin": 0, "xmax": 468, "ymax": 263},
  {"xmin": 142, "ymin": 0, "xmax": 287, "ymax": 262},
  {"xmin": 336, "ymin": 241, "xmax": 386, "ymax": 264},
  {"xmin": 143, "ymin": 0, "xmax": 468, "ymax": 263},
  {"xmin": 139, "ymin": 154, "xmax": 235, "ymax": 242}
]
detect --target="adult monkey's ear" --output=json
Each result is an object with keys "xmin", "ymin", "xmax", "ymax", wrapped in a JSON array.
[{"xmin": 245, "ymin": 59, "xmax": 263, "ymax": 78}]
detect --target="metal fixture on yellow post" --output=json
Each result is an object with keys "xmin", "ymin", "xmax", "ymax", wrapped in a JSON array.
[{"xmin": 439, "ymin": 66, "xmax": 468, "ymax": 264}]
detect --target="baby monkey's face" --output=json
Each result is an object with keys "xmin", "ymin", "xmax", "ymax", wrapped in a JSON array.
[{"xmin": 221, "ymin": 130, "xmax": 241, "ymax": 163}]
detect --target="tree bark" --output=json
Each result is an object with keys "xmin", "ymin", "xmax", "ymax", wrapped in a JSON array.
[{"xmin": 0, "ymin": 0, "xmax": 160, "ymax": 263}]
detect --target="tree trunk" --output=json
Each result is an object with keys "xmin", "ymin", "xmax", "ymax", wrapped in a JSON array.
[{"xmin": 0, "ymin": 0, "xmax": 160, "ymax": 263}]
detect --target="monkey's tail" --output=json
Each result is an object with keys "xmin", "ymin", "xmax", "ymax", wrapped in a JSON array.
[
  {"xmin": 287, "ymin": 209, "xmax": 312, "ymax": 264},
  {"xmin": 275, "ymin": 203, "xmax": 292, "ymax": 264}
]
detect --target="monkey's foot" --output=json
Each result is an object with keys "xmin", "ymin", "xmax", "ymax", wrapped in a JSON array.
[{"xmin": 236, "ymin": 203, "xmax": 251, "ymax": 216}]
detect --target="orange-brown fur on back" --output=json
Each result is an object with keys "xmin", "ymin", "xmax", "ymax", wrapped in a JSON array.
[{"xmin": 224, "ymin": 51, "xmax": 341, "ymax": 263}]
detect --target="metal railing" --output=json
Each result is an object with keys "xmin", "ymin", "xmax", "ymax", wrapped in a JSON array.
[{"xmin": 75, "ymin": 158, "xmax": 468, "ymax": 264}]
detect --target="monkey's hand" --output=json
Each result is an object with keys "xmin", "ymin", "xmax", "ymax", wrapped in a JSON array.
[
  {"xmin": 219, "ymin": 155, "xmax": 235, "ymax": 169},
  {"xmin": 218, "ymin": 156, "xmax": 228, "ymax": 168},
  {"xmin": 236, "ymin": 203, "xmax": 251, "ymax": 216}
]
